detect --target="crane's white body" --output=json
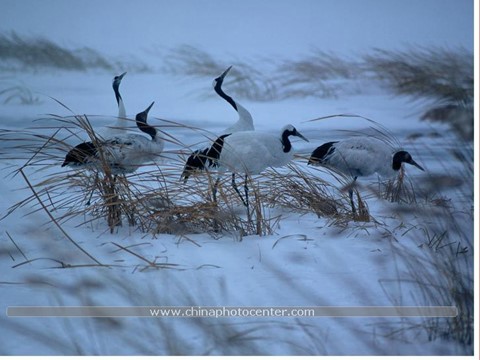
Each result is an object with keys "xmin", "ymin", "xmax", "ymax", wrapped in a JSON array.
[
  {"xmin": 209, "ymin": 124, "xmax": 308, "ymax": 209},
  {"xmin": 217, "ymin": 128, "xmax": 297, "ymax": 175},
  {"xmin": 322, "ymin": 137, "xmax": 399, "ymax": 179},
  {"xmin": 91, "ymin": 134, "xmax": 163, "ymax": 174},
  {"xmin": 182, "ymin": 66, "xmax": 255, "ymax": 181},
  {"xmin": 63, "ymin": 102, "xmax": 163, "ymax": 175},
  {"xmin": 309, "ymin": 136, "xmax": 424, "ymax": 215}
]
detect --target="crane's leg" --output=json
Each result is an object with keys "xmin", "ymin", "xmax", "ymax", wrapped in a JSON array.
[
  {"xmin": 86, "ymin": 187, "xmax": 95, "ymax": 206},
  {"xmin": 86, "ymin": 172, "xmax": 99, "ymax": 206},
  {"xmin": 244, "ymin": 175, "xmax": 250, "ymax": 221},
  {"xmin": 244, "ymin": 175, "xmax": 250, "ymax": 209},
  {"xmin": 232, "ymin": 173, "xmax": 247, "ymax": 206},
  {"xmin": 349, "ymin": 176, "xmax": 358, "ymax": 215},
  {"xmin": 212, "ymin": 176, "xmax": 220, "ymax": 203},
  {"xmin": 211, "ymin": 176, "xmax": 221, "ymax": 233},
  {"xmin": 244, "ymin": 177, "xmax": 249, "ymax": 211},
  {"xmin": 349, "ymin": 188, "xmax": 356, "ymax": 215}
]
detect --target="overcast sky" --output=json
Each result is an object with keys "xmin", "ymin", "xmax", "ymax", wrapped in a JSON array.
[{"xmin": 0, "ymin": 0, "xmax": 473, "ymax": 59}]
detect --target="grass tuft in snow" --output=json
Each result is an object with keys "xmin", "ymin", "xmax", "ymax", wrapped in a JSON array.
[
  {"xmin": 0, "ymin": 78, "xmax": 42, "ymax": 105},
  {"xmin": 364, "ymin": 47, "xmax": 473, "ymax": 141},
  {"xmin": 374, "ymin": 135, "xmax": 473, "ymax": 353},
  {"xmin": 1, "ymin": 107, "xmax": 437, "ymax": 242},
  {"xmin": 0, "ymin": 31, "xmax": 111, "ymax": 72},
  {"xmin": 386, "ymin": 221, "xmax": 473, "ymax": 350},
  {"xmin": 2, "ymin": 112, "xmax": 308, "ymax": 238},
  {"xmin": 163, "ymin": 45, "xmax": 473, "ymax": 140},
  {"xmin": 162, "ymin": 45, "xmax": 278, "ymax": 101},
  {"xmin": 263, "ymin": 162, "xmax": 346, "ymax": 218},
  {"xmin": 0, "ymin": 31, "xmax": 152, "ymax": 73},
  {"xmin": 381, "ymin": 167, "xmax": 418, "ymax": 205},
  {"xmin": 273, "ymin": 49, "xmax": 357, "ymax": 98}
]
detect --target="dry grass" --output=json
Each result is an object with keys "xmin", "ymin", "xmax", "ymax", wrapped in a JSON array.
[
  {"xmin": 364, "ymin": 47, "xmax": 472, "ymax": 103},
  {"xmin": 263, "ymin": 162, "xmax": 346, "ymax": 218},
  {"xmin": 0, "ymin": 31, "xmax": 152, "ymax": 73},
  {"xmin": 0, "ymin": 107, "xmax": 445, "ymax": 240},
  {"xmin": 162, "ymin": 45, "xmax": 278, "ymax": 101},
  {"xmin": 0, "ymin": 78, "xmax": 42, "ymax": 105},
  {"xmin": 1, "ymin": 270, "xmax": 329, "ymax": 355},
  {"xmin": 363, "ymin": 47, "xmax": 473, "ymax": 141},
  {"xmin": 129, "ymin": 166, "xmax": 280, "ymax": 238},
  {"xmin": 162, "ymin": 45, "xmax": 473, "ymax": 141},
  {"xmin": 273, "ymin": 49, "xmax": 357, "ymax": 98},
  {"xmin": 380, "ymin": 167, "xmax": 418, "ymax": 205},
  {"xmin": 0, "ymin": 45, "xmax": 473, "ymax": 353},
  {"xmin": 0, "ymin": 31, "xmax": 112, "ymax": 71},
  {"xmin": 374, "ymin": 135, "xmax": 473, "ymax": 352},
  {"xmin": 2, "ymin": 110, "xmax": 346, "ymax": 240},
  {"xmin": 381, "ymin": 218, "xmax": 473, "ymax": 350}
]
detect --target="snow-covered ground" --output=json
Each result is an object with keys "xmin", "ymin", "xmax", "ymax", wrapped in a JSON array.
[
  {"xmin": 0, "ymin": 0, "xmax": 474, "ymax": 356},
  {"xmin": 0, "ymin": 68, "xmax": 473, "ymax": 356}
]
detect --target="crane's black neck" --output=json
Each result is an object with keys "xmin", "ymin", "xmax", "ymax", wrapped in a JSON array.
[
  {"xmin": 281, "ymin": 130, "xmax": 294, "ymax": 153},
  {"xmin": 207, "ymin": 133, "xmax": 231, "ymax": 167},
  {"xmin": 214, "ymin": 79, "xmax": 238, "ymax": 111},
  {"xmin": 136, "ymin": 114, "xmax": 156, "ymax": 140},
  {"xmin": 113, "ymin": 82, "xmax": 122, "ymax": 106}
]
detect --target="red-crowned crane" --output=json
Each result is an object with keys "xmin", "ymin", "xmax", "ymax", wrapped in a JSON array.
[{"xmin": 308, "ymin": 136, "xmax": 424, "ymax": 214}]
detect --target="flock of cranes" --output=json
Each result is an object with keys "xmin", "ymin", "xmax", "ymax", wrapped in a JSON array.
[{"xmin": 62, "ymin": 67, "xmax": 424, "ymax": 215}]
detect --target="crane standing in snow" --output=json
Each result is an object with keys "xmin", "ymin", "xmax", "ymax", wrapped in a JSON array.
[
  {"xmin": 182, "ymin": 66, "xmax": 254, "ymax": 182},
  {"xmin": 207, "ymin": 124, "xmax": 308, "ymax": 214},
  {"xmin": 308, "ymin": 136, "xmax": 424, "ymax": 214},
  {"xmin": 62, "ymin": 101, "xmax": 163, "ymax": 229},
  {"xmin": 62, "ymin": 101, "xmax": 163, "ymax": 174}
]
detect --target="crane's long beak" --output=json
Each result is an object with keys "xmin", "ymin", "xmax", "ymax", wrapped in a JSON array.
[
  {"xmin": 296, "ymin": 131, "xmax": 309, "ymax": 142},
  {"xmin": 144, "ymin": 101, "xmax": 155, "ymax": 114},
  {"xmin": 409, "ymin": 159, "xmax": 425, "ymax": 171},
  {"xmin": 217, "ymin": 65, "xmax": 233, "ymax": 81},
  {"xmin": 136, "ymin": 101, "xmax": 155, "ymax": 124},
  {"xmin": 118, "ymin": 72, "xmax": 127, "ymax": 80}
]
